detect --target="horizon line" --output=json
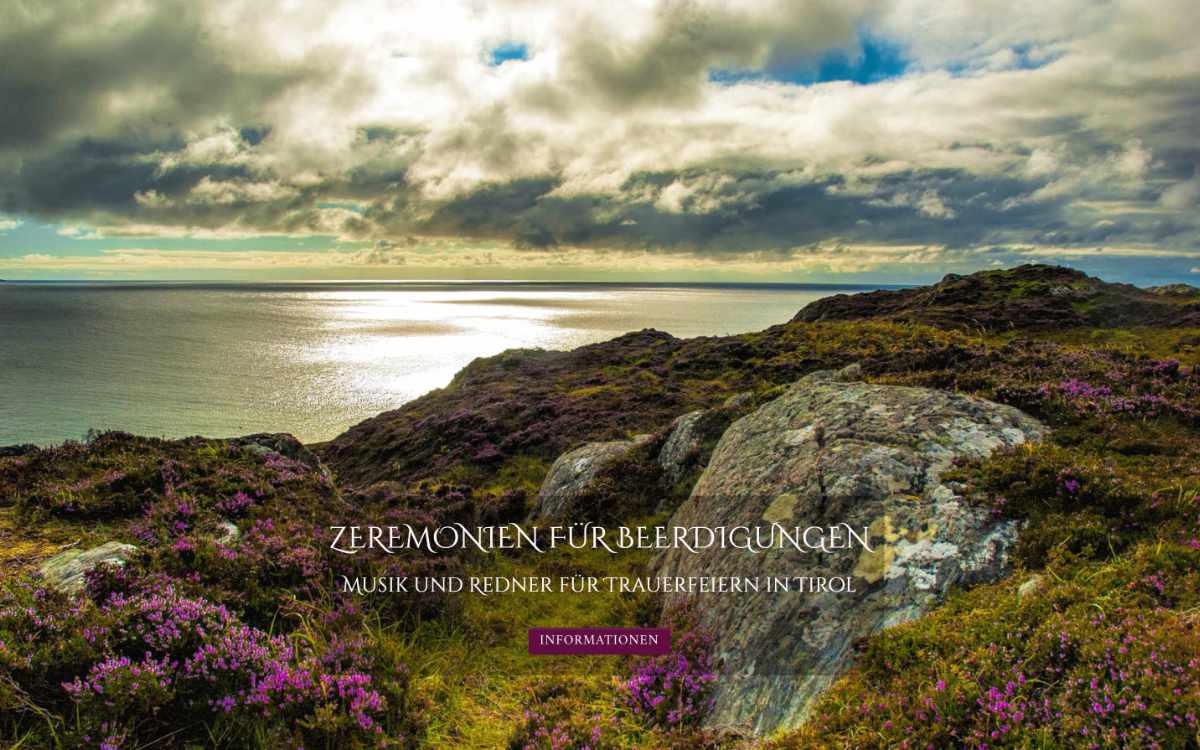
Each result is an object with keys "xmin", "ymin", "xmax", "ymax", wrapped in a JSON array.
[{"xmin": 0, "ymin": 278, "xmax": 906, "ymax": 288}]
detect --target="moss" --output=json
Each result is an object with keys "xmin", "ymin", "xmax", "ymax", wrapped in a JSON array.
[{"xmin": 566, "ymin": 384, "xmax": 623, "ymax": 399}]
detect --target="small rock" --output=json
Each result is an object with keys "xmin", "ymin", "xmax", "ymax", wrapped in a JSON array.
[
  {"xmin": 533, "ymin": 435, "xmax": 653, "ymax": 519},
  {"xmin": 242, "ymin": 442, "xmax": 273, "ymax": 457},
  {"xmin": 230, "ymin": 433, "xmax": 322, "ymax": 470},
  {"xmin": 835, "ymin": 362, "xmax": 863, "ymax": 382},
  {"xmin": 723, "ymin": 391, "xmax": 755, "ymax": 410},
  {"xmin": 1018, "ymin": 574, "xmax": 1045, "ymax": 600},
  {"xmin": 658, "ymin": 411, "xmax": 710, "ymax": 487},
  {"xmin": 39, "ymin": 541, "xmax": 138, "ymax": 593},
  {"xmin": 215, "ymin": 521, "xmax": 241, "ymax": 546}
]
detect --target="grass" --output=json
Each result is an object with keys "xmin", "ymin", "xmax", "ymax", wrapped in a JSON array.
[
  {"xmin": 392, "ymin": 543, "xmax": 658, "ymax": 748},
  {"xmin": 0, "ymin": 507, "xmax": 124, "ymax": 578},
  {"xmin": 1015, "ymin": 326, "xmax": 1200, "ymax": 365}
]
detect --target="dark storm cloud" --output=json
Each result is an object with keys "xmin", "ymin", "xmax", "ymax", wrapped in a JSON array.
[
  {"xmin": 0, "ymin": 0, "xmax": 362, "ymax": 229},
  {"xmin": 14, "ymin": 138, "xmax": 246, "ymax": 213},
  {"xmin": 0, "ymin": 1, "xmax": 314, "ymax": 151},
  {"xmin": 402, "ymin": 177, "xmax": 560, "ymax": 237},
  {"xmin": 381, "ymin": 162, "xmax": 1198, "ymax": 256},
  {"xmin": 415, "ymin": 168, "xmax": 972, "ymax": 254}
]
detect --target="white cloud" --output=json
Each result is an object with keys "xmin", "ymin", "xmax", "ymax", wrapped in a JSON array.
[
  {"xmin": 0, "ymin": 240, "xmax": 956, "ymax": 277},
  {"xmin": 2, "ymin": 0, "xmax": 1198, "ymax": 267}
]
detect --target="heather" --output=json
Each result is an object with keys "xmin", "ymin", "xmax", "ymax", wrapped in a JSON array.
[
  {"xmin": 509, "ymin": 679, "xmax": 625, "ymax": 750},
  {"xmin": 0, "ymin": 433, "xmax": 493, "ymax": 747},
  {"xmin": 770, "ymin": 542, "xmax": 1200, "ymax": 750},
  {"xmin": 0, "ymin": 571, "xmax": 412, "ymax": 748},
  {"xmin": 620, "ymin": 605, "xmax": 718, "ymax": 732},
  {"xmin": 506, "ymin": 605, "xmax": 727, "ymax": 750}
]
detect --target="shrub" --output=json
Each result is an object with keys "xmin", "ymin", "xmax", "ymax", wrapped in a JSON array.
[
  {"xmin": 950, "ymin": 441, "xmax": 1200, "ymax": 567},
  {"xmin": 0, "ymin": 576, "xmax": 403, "ymax": 749},
  {"xmin": 771, "ymin": 541, "xmax": 1200, "ymax": 750},
  {"xmin": 509, "ymin": 679, "xmax": 623, "ymax": 750},
  {"xmin": 622, "ymin": 604, "xmax": 719, "ymax": 732},
  {"xmin": 0, "ymin": 434, "xmax": 459, "ymax": 748}
]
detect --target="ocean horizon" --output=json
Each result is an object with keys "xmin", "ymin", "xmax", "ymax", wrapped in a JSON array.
[{"xmin": 0, "ymin": 281, "xmax": 892, "ymax": 446}]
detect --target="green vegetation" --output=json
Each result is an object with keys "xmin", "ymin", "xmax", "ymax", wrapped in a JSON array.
[{"xmin": 3, "ymin": 266, "xmax": 1200, "ymax": 748}]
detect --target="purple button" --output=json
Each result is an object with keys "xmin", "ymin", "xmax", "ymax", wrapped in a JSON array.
[{"xmin": 528, "ymin": 627, "xmax": 671, "ymax": 655}]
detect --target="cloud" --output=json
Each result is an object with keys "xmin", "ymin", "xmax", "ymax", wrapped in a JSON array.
[
  {"xmin": 0, "ymin": 0, "xmax": 1197, "ymax": 275},
  {"xmin": 1161, "ymin": 176, "xmax": 1200, "ymax": 209},
  {"xmin": 0, "ymin": 2, "xmax": 330, "ymax": 153},
  {"xmin": 555, "ymin": 0, "xmax": 871, "ymax": 109},
  {"xmin": 353, "ymin": 238, "xmax": 414, "ymax": 265},
  {"xmin": 0, "ymin": 216, "xmax": 20, "ymax": 233}
]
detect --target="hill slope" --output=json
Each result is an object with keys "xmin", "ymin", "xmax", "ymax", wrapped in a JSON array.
[{"xmin": 794, "ymin": 264, "xmax": 1200, "ymax": 330}]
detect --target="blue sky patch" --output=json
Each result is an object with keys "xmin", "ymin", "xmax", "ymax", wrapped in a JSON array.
[
  {"xmin": 0, "ymin": 219, "xmax": 341, "ymax": 259},
  {"xmin": 489, "ymin": 42, "xmax": 529, "ymax": 66},
  {"xmin": 711, "ymin": 33, "xmax": 909, "ymax": 87}
]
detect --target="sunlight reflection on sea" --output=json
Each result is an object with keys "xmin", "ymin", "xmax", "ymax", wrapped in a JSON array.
[{"xmin": 0, "ymin": 283, "xmax": 874, "ymax": 444}]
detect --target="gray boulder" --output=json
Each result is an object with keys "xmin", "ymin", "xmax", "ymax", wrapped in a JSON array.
[
  {"xmin": 39, "ymin": 541, "xmax": 138, "ymax": 593},
  {"xmin": 534, "ymin": 435, "xmax": 653, "ymax": 519},
  {"xmin": 658, "ymin": 411, "xmax": 710, "ymax": 488},
  {"xmin": 656, "ymin": 367, "xmax": 1047, "ymax": 734},
  {"xmin": 658, "ymin": 392, "xmax": 764, "ymax": 495}
]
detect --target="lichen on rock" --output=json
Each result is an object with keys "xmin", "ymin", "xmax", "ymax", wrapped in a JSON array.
[
  {"xmin": 532, "ymin": 435, "xmax": 655, "ymax": 519},
  {"xmin": 39, "ymin": 541, "xmax": 138, "ymax": 593},
  {"xmin": 656, "ymin": 364, "xmax": 1047, "ymax": 734}
]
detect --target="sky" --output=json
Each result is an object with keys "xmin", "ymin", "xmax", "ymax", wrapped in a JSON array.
[{"xmin": 0, "ymin": 0, "xmax": 1198, "ymax": 284}]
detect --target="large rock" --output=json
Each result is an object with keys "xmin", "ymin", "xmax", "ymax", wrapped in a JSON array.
[
  {"xmin": 656, "ymin": 366, "xmax": 1047, "ymax": 734},
  {"xmin": 230, "ymin": 433, "xmax": 322, "ymax": 469},
  {"xmin": 39, "ymin": 541, "xmax": 138, "ymax": 593},
  {"xmin": 534, "ymin": 435, "xmax": 653, "ymax": 519}
]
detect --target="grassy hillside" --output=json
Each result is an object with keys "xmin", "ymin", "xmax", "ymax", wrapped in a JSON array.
[
  {"xmin": 3, "ymin": 265, "xmax": 1200, "ymax": 749},
  {"xmin": 795, "ymin": 264, "xmax": 1200, "ymax": 331}
]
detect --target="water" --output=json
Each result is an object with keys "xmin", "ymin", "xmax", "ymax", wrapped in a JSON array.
[{"xmin": 0, "ymin": 281, "xmax": 881, "ymax": 445}]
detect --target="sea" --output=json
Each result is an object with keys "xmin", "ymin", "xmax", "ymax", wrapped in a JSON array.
[{"xmin": 0, "ymin": 281, "xmax": 883, "ymax": 446}]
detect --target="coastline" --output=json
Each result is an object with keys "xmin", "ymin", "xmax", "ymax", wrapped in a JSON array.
[{"xmin": 3, "ymin": 265, "xmax": 1200, "ymax": 748}]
